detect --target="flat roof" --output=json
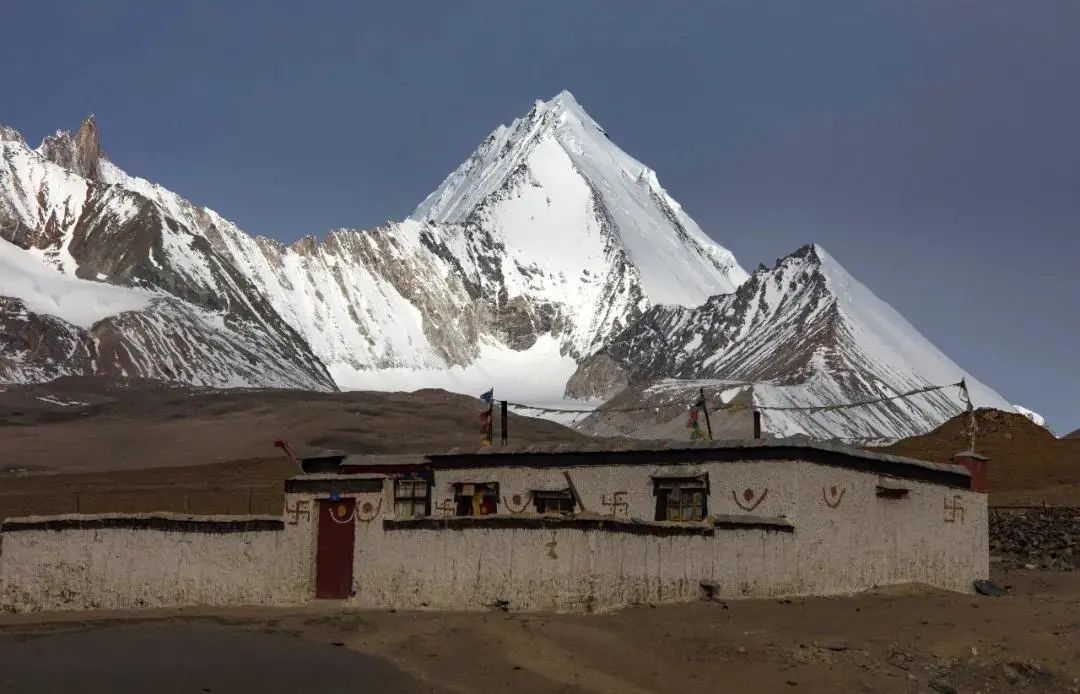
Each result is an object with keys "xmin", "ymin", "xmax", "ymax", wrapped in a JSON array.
[
  {"xmin": 429, "ymin": 438, "xmax": 967, "ymax": 475},
  {"xmin": 433, "ymin": 442, "xmax": 970, "ymax": 489},
  {"xmin": 325, "ymin": 438, "xmax": 971, "ymax": 489}
]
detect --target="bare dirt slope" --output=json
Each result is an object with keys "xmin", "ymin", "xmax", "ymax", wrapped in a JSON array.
[
  {"xmin": 1, "ymin": 568, "xmax": 1077, "ymax": 693},
  {"xmin": 884, "ymin": 408, "xmax": 1080, "ymax": 506},
  {"xmin": 0, "ymin": 377, "xmax": 584, "ymax": 473},
  {"xmin": 0, "ymin": 377, "xmax": 585, "ymax": 520}
]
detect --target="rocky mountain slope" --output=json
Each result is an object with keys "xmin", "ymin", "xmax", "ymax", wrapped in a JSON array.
[
  {"xmin": 568, "ymin": 244, "xmax": 1014, "ymax": 441},
  {"xmin": 1, "ymin": 92, "xmax": 1025, "ymax": 441},
  {"xmin": 1, "ymin": 92, "xmax": 745, "ymax": 399},
  {"xmin": 0, "ymin": 121, "xmax": 335, "ymax": 390}
]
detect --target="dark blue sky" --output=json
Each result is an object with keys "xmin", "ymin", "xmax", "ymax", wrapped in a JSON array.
[{"xmin": 4, "ymin": 1, "xmax": 1078, "ymax": 432}]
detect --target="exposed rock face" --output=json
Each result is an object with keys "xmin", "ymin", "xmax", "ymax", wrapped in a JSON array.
[
  {"xmin": 38, "ymin": 116, "xmax": 103, "ymax": 181},
  {"xmin": 571, "ymin": 244, "xmax": 1013, "ymax": 441},
  {"xmin": 1, "ymin": 120, "xmax": 336, "ymax": 390},
  {"xmin": 0, "ymin": 298, "xmax": 96, "ymax": 383},
  {"xmin": 564, "ymin": 354, "xmax": 628, "ymax": 400},
  {"xmin": 573, "ymin": 380, "xmax": 756, "ymax": 440},
  {"xmin": 0, "ymin": 94, "xmax": 1020, "ymax": 443},
  {"xmin": 0, "ymin": 94, "xmax": 746, "ymax": 397}
]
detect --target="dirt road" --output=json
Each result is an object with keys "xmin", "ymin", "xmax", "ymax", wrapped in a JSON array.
[
  {"xmin": 0, "ymin": 622, "xmax": 433, "ymax": 693},
  {"xmin": 2, "ymin": 568, "xmax": 1078, "ymax": 693}
]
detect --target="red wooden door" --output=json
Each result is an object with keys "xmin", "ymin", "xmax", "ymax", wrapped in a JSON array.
[{"xmin": 315, "ymin": 498, "xmax": 356, "ymax": 599}]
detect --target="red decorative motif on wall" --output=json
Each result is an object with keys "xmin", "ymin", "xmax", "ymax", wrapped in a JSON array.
[
  {"xmin": 944, "ymin": 495, "xmax": 965, "ymax": 523},
  {"xmin": 328, "ymin": 500, "xmax": 356, "ymax": 524},
  {"xmin": 356, "ymin": 497, "xmax": 383, "ymax": 522},
  {"xmin": 733, "ymin": 488, "xmax": 768, "ymax": 512},
  {"xmin": 285, "ymin": 500, "xmax": 310, "ymax": 526},
  {"xmin": 503, "ymin": 493, "xmax": 531, "ymax": 514},
  {"xmin": 822, "ymin": 486, "xmax": 846, "ymax": 509}
]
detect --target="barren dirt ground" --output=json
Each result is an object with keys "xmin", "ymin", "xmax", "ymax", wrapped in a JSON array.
[{"xmin": 1, "ymin": 568, "xmax": 1077, "ymax": 693}]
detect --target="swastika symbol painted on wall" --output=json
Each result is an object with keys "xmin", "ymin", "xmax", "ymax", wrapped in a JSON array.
[
  {"xmin": 285, "ymin": 500, "xmax": 310, "ymax": 525},
  {"xmin": 601, "ymin": 492, "xmax": 629, "ymax": 516},
  {"xmin": 944, "ymin": 495, "xmax": 965, "ymax": 523}
]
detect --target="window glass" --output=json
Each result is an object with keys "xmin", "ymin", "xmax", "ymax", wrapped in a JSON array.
[
  {"xmin": 394, "ymin": 478, "xmax": 429, "ymax": 519},
  {"xmin": 533, "ymin": 490, "xmax": 574, "ymax": 514},
  {"xmin": 453, "ymin": 482, "xmax": 499, "ymax": 516},
  {"xmin": 654, "ymin": 478, "xmax": 708, "ymax": 521}
]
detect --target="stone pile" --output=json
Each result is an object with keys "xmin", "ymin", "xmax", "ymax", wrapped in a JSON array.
[{"xmin": 990, "ymin": 508, "xmax": 1080, "ymax": 570}]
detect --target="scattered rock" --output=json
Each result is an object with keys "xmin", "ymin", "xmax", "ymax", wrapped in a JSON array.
[
  {"xmin": 992, "ymin": 509, "xmax": 1080, "ymax": 571},
  {"xmin": 816, "ymin": 641, "xmax": 848, "ymax": 652},
  {"xmin": 929, "ymin": 679, "xmax": 958, "ymax": 694},
  {"xmin": 973, "ymin": 579, "xmax": 1004, "ymax": 597}
]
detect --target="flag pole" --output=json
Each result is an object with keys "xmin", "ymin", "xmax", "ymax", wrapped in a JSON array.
[
  {"xmin": 699, "ymin": 387, "xmax": 713, "ymax": 440},
  {"xmin": 500, "ymin": 400, "xmax": 508, "ymax": 446}
]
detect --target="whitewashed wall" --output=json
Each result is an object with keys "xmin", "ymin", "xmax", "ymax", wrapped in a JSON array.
[
  {"xmin": 0, "ymin": 457, "xmax": 988, "ymax": 614},
  {"xmin": 0, "ymin": 515, "xmax": 308, "ymax": 612},
  {"xmin": 336, "ymin": 461, "xmax": 987, "ymax": 611}
]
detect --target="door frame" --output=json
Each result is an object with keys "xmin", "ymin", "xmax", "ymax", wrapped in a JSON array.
[{"xmin": 314, "ymin": 497, "xmax": 356, "ymax": 599}]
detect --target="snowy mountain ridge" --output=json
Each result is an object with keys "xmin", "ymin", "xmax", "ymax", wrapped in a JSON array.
[
  {"xmin": 0, "ymin": 91, "xmax": 1028, "ymax": 441},
  {"xmin": 1, "ymin": 92, "xmax": 746, "ymax": 403},
  {"xmin": 569, "ymin": 244, "xmax": 1017, "ymax": 441}
]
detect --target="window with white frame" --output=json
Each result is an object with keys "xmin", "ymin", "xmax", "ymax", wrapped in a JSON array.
[{"xmin": 393, "ymin": 478, "xmax": 429, "ymax": 519}]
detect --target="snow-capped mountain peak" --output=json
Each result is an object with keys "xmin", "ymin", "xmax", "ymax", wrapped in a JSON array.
[
  {"xmin": 412, "ymin": 90, "xmax": 748, "ymax": 308},
  {"xmin": 37, "ymin": 115, "xmax": 103, "ymax": 181},
  {"xmin": 2, "ymin": 93, "xmax": 748, "ymax": 401},
  {"xmin": 0, "ymin": 96, "xmax": 1027, "ymax": 442}
]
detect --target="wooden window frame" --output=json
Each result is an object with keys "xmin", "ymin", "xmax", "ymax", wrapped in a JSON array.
[
  {"xmin": 532, "ymin": 489, "xmax": 575, "ymax": 514},
  {"xmin": 654, "ymin": 477, "xmax": 709, "ymax": 522},
  {"xmin": 393, "ymin": 477, "xmax": 430, "ymax": 519}
]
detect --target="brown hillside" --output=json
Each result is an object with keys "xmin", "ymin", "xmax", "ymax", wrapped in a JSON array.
[
  {"xmin": 0, "ymin": 378, "xmax": 587, "ymax": 520},
  {"xmin": 884, "ymin": 408, "xmax": 1080, "ymax": 506}
]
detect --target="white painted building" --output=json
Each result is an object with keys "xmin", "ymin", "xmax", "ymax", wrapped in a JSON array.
[{"xmin": 0, "ymin": 440, "xmax": 989, "ymax": 613}]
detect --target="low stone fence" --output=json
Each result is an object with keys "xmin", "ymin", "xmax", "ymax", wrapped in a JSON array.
[
  {"xmin": 990, "ymin": 507, "xmax": 1080, "ymax": 571},
  {"xmin": 0, "ymin": 513, "xmax": 304, "ymax": 612}
]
